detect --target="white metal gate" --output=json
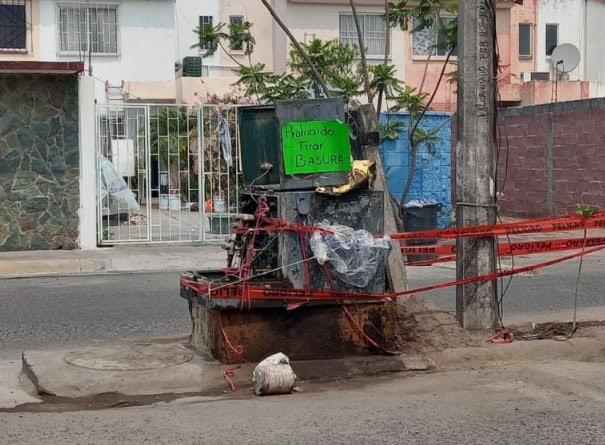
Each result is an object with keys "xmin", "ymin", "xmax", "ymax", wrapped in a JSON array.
[{"xmin": 96, "ymin": 104, "xmax": 241, "ymax": 244}]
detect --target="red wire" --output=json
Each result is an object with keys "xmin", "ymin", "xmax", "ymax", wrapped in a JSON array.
[{"xmin": 218, "ymin": 312, "xmax": 245, "ymax": 392}]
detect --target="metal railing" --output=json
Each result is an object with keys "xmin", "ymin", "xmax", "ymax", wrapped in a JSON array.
[{"xmin": 96, "ymin": 103, "xmax": 241, "ymax": 245}]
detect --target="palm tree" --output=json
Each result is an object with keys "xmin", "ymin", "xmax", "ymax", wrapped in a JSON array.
[{"xmin": 370, "ymin": 64, "xmax": 400, "ymax": 116}]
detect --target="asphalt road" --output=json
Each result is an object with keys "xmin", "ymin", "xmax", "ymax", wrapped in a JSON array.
[
  {"xmin": 408, "ymin": 251, "xmax": 605, "ymax": 324},
  {"xmin": 1, "ymin": 251, "xmax": 604, "ymax": 358},
  {"xmin": 0, "ymin": 273, "xmax": 190, "ymax": 359}
]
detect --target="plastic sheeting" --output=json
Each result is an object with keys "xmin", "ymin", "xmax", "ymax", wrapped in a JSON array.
[
  {"xmin": 217, "ymin": 117, "xmax": 233, "ymax": 168},
  {"xmin": 310, "ymin": 221, "xmax": 391, "ymax": 288},
  {"xmin": 98, "ymin": 153, "xmax": 140, "ymax": 215}
]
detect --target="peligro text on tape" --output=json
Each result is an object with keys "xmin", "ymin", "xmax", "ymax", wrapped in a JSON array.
[
  {"xmin": 401, "ymin": 237, "xmax": 605, "ymax": 256},
  {"xmin": 181, "ymin": 244, "xmax": 605, "ymax": 303}
]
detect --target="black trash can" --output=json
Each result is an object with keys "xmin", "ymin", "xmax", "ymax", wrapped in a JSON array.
[{"xmin": 401, "ymin": 203, "xmax": 442, "ymax": 264}]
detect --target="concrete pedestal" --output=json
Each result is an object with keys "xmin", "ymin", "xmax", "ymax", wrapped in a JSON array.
[{"xmin": 189, "ymin": 302, "xmax": 399, "ymax": 364}]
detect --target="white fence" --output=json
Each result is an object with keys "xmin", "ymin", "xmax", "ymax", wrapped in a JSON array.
[{"xmin": 96, "ymin": 104, "xmax": 241, "ymax": 244}]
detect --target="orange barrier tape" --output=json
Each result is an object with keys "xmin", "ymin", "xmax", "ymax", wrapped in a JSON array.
[
  {"xmin": 402, "ymin": 237, "xmax": 605, "ymax": 257},
  {"xmin": 391, "ymin": 212, "xmax": 605, "ymax": 240},
  {"xmin": 181, "ymin": 244, "xmax": 605, "ymax": 303}
]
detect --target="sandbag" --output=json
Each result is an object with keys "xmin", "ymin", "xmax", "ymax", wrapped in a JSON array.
[{"xmin": 252, "ymin": 353, "xmax": 297, "ymax": 396}]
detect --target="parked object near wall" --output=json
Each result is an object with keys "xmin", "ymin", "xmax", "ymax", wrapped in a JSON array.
[{"xmin": 379, "ymin": 112, "xmax": 452, "ymax": 228}]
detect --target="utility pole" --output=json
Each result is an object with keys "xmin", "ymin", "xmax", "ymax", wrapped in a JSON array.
[{"xmin": 456, "ymin": 0, "xmax": 498, "ymax": 331}]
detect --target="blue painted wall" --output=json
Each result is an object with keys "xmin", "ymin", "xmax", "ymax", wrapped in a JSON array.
[{"xmin": 379, "ymin": 111, "xmax": 452, "ymax": 228}]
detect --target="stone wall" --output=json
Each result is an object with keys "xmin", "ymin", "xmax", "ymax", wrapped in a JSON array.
[{"xmin": 0, "ymin": 74, "xmax": 80, "ymax": 251}]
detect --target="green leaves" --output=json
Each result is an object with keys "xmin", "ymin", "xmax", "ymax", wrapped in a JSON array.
[
  {"xmin": 229, "ymin": 20, "xmax": 255, "ymax": 54},
  {"xmin": 289, "ymin": 38, "xmax": 363, "ymax": 103},
  {"xmin": 192, "ymin": 22, "xmax": 228, "ymax": 57},
  {"xmin": 369, "ymin": 64, "xmax": 400, "ymax": 98},
  {"xmin": 192, "ymin": 20, "xmax": 256, "ymax": 57},
  {"xmin": 390, "ymin": 85, "xmax": 429, "ymax": 116},
  {"xmin": 262, "ymin": 74, "xmax": 311, "ymax": 103},
  {"xmin": 232, "ymin": 63, "xmax": 272, "ymax": 98},
  {"xmin": 378, "ymin": 118, "xmax": 403, "ymax": 142},
  {"xmin": 388, "ymin": 0, "xmax": 458, "ymax": 53},
  {"xmin": 576, "ymin": 204, "xmax": 598, "ymax": 218}
]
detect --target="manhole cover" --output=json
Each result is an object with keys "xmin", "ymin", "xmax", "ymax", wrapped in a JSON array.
[{"xmin": 64, "ymin": 343, "xmax": 193, "ymax": 371}]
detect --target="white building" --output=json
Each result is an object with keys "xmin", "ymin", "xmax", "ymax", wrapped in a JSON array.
[
  {"xmin": 0, "ymin": 0, "xmax": 225, "ymax": 102},
  {"xmin": 536, "ymin": 0, "xmax": 605, "ymax": 82}
]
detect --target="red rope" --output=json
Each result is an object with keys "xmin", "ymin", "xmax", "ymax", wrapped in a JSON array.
[
  {"xmin": 218, "ymin": 312, "xmax": 245, "ymax": 392},
  {"xmin": 342, "ymin": 305, "xmax": 381, "ymax": 349}
]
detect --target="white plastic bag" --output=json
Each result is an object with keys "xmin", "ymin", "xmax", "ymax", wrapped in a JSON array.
[
  {"xmin": 252, "ymin": 353, "xmax": 297, "ymax": 396},
  {"xmin": 309, "ymin": 221, "xmax": 390, "ymax": 288}
]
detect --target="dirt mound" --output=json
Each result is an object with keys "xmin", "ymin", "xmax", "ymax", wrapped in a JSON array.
[{"xmin": 394, "ymin": 296, "xmax": 482, "ymax": 354}]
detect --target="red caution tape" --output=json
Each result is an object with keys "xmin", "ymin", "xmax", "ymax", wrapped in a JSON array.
[
  {"xmin": 181, "ymin": 244, "xmax": 605, "ymax": 303},
  {"xmin": 402, "ymin": 237, "xmax": 605, "ymax": 258},
  {"xmin": 391, "ymin": 212, "xmax": 605, "ymax": 240}
]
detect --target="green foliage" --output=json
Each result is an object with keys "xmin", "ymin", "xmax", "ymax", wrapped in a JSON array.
[
  {"xmin": 390, "ymin": 85, "xmax": 429, "ymax": 116},
  {"xmin": 378, "ymin": 118, "xmax": 403, "ymax": 142},
  {"xmin": 576, "ymin": 204, "xmax": 599, "ymax": 218},
  {"xmin": 411, "ymin": 127, "xmax": 439, "ymax": 156},
  {"xmin": 192, "ymin": 22, "xmax": 228, "ymax": 57},
  {"xmin": 229, "ymin": 20, "xmax": 255, "ymax": 54},
  {"xmin": 289, "ymin": 39, "xmax": 363, "ymax": 102},
  {"xmin": 262, "ymin": 74, "xmax": 311, "ymax": 103},
  {"xmin": 149, "ymin": 107, "xmax": 198, "ymax": 196},
  {"xmin": 192, "ymin": 20, "xmax": 255, "ymax": 57},
  {"xmin": 388, "ymin": 0, "xmax": 457, "ymax": 54},
  {"xmin": 233, "ymin": 63, "xmax": 273, "ymax": 98},
  {"xmin": 369, "ymin": 64, "xmax": 400, "ymax": 98}
]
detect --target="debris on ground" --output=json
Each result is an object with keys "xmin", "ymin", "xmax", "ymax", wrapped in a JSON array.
[{"xmin": 252, "ymin": 353, "xmax": 297, "ymax": 396}]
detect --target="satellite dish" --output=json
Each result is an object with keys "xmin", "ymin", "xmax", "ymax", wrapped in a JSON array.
[{"xmin": 551, "ymin": 43, "xmax": 581, "ymax": 73}]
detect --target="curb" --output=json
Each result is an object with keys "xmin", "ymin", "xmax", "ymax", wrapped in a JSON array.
[
  {"xmin": 0, "ymin": 259, "xmax": 111, "ymax": 279},
  {"xmin": 0, "ymin": 249, "xmax": 226, "ymax": 279},
  {"xmin": 428, "ymin": 334, "xmax": 605, "ymax": 370}
]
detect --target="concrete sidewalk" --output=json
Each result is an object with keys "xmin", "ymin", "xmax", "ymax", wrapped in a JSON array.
[{"xmin": 0, "ymin": 245, "xmax": 225, "ymax": 279}]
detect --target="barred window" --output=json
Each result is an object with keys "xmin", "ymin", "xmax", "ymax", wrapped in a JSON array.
[
  {"xmin": 199, "ymin": 15, "xmax": 212, "ymax": 50},
  {"xmin": 58, "ymin": 3, "xmax": 118, "ymax": 54},
  {"xmin": 412, "ymin": 16, "xmax": 456, "ymax": 57},
  {"xmin": 0, "ymin": 0, "xmax": 27, "ymax": 51},
  {"xmin": 229, "ymin": 15, "xmax": 244, "ymax": 51},
  {"xmin": 339, "ymin": 13, "xmax": 387, "ymax": 58}
]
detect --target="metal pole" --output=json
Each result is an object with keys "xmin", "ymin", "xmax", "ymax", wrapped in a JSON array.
[{"xmin": 456, "ymin": 0, "xmax": 498, "ymax": 331}]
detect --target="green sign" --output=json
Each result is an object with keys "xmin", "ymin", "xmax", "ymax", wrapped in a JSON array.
[{"xmin": 280, "ymin": 120, "xmax": 352, "ymax": 175}]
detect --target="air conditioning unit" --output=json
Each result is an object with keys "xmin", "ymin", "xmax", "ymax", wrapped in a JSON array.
[{"xmin": 182, "ymin": 56, "xmax": 203, "ymax": 77}]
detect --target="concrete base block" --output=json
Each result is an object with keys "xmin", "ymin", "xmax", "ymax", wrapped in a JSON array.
[{"xmin": 189, "ymin": 301, "xmax": 399, "ymax": 364}]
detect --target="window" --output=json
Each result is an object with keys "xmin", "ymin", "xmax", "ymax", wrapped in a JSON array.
[
  {"xmin": 199, "ymin": 15, "xmax": 212, "ymax": 50},
  {"xmin": 58, "ymin": 4, "xmax": 118, "ymax": 54},
  {"xmin": 229, "ymin": 15, "xmax": 243, "ymax": 51},
  {"xmin": 518, "ymin": 23, "xmax": 531, "ymax": 58},
  {"xmin": 545, "ymin": 23, "xmax": 558, "ymax": 56},
  {"xmin": 412, "ymin": 16, "xmax": 456, "ymax": 57},
  {"xmin": 0, "ymin": 0, "xmax": 27, "ymax": 51},
  {"xmin": 339, "ymin": 13, "xmax": 387, "ymax": 58}
]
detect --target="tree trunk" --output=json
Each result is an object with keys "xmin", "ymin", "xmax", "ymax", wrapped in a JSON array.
[
  {"xmin": 259, "ymin": 0, "xmax": 330, "ymax": 98},
  {"xmin": 349, "ymin": 0, "xmax": 374, "ymax": 106}
]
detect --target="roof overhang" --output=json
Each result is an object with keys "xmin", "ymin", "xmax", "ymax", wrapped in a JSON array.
[{"xmin": 0, "ymin": 61, "xmax": 84, "ymax": 74}]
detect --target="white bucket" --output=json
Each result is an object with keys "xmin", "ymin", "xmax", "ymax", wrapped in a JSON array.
[
  {"xmin": 213, "ymin": 196, "xmax": 226, "ymax": 213},
  {"xmin": 169, "ymin": 195, "xmax": 181, "ymax": 211}
]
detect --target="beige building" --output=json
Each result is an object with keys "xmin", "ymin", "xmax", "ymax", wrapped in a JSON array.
[{"xmin": 179, "ymin": 0, "xmax": 405, "ymax": 104}]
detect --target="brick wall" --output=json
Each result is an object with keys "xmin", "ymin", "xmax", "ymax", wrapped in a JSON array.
[{"xmin": 495, "ymin": 99, "xmax": 605, "ymax": 217}]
